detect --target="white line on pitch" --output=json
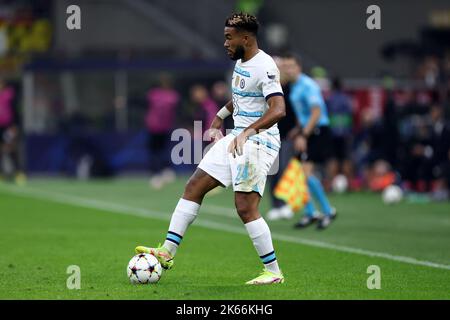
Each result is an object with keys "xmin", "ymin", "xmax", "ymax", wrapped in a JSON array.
[{"xmin": 1, "ymin": 185, "xmax": 450, "ymax": 271}]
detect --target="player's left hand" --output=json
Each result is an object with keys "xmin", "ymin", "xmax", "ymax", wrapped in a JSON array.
[{"xmin": 228, "ymin": 132, "xmax": 248, "ymax": 158}]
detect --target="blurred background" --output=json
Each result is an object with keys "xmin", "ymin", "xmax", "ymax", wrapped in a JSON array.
[{"xmin": 1, "ymin": 0, "xmax": 449, "ymax": 202}]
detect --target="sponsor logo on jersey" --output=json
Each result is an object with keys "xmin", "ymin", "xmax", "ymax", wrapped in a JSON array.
[{"xmin": 267, "ymin": 72, "xmax": 276, "ymax": 80}]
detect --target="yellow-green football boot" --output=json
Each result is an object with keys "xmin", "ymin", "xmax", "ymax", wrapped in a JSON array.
[
  {"xmin": 135, "ymin": 244, "xmax": 174, "ymax": 270},
  {"xmin": 245, "ymin": 269, "xmax": 285, "ymax": 285}
]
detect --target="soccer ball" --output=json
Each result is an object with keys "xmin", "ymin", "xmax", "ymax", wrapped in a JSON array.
[
  {"xmin": 382, "ymin": 185, "xmax": 403, "ymax": 205},
  {"xmin": 332, "ymin": 174, "xmax": 348, "ymax": 193},
  {"xmin": 127, "ymin": 253, "xmax": 162, "ymax": 284}
]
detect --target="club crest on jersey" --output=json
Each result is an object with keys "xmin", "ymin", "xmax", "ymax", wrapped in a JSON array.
[{"xmin": 239, "ymin": 78, "xmax": 245, "ymax": 89}]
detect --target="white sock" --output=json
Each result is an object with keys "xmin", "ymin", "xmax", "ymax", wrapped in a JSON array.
[
  {"xmin": 163, "ymin": 198, "xmax": 200, "ymax": 256},
  {"xmin": 245, "ymin": 217, "xmax": 281, "ymax": 274}
]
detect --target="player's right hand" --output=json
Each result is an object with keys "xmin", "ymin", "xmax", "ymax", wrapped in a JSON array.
[
  {"xmin": 208, "ymin": 117, "xmax": 225, "ymax": 142},
  {"xmin": 207, "ymin": 127, "xmax": 224, "ymax": 142}
]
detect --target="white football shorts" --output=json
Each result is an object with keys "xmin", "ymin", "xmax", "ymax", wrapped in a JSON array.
[{"xmin": 198, "ymin": 133, "xmax": 279, "ymax": 196}]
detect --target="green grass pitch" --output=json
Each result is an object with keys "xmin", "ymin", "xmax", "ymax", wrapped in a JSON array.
[{"xmin": 0, "ymin": 177, "xmax": 449, "ymax": 300}]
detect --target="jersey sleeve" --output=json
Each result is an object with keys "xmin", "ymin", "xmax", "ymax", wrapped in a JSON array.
[
  {"xmin": 305, "ymin": 85, "xmax": 323, "ymax": 110},
  {"xmin": 259, "ymin": 65, "xmax": 284, "ymax": 101}
]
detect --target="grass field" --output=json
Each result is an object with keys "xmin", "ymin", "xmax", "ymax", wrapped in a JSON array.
[{"xmin": 0, "ymin": 177, "xmax": 449, "ymax": 300}]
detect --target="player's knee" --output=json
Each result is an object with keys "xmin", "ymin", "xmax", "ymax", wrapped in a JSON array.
[
  {"xmin": 235, "ymin": 199, "xmax": 256, "ymax": 220},
  {"xmin": 184, "ymin": 178, "xmax": 198, "ymax": 195},
  {"xmin": 183, "ymin": 176, "xmax": 204, "ymax": 200}
]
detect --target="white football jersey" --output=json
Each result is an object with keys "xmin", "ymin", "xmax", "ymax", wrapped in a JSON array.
[{"xmin": 231, "ymin": 50, "xmax": 284, "ymax": 136}]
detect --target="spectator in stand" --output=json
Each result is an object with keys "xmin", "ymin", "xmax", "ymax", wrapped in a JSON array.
[
  {"xmin": 402, "ymin": 116, "xmax": 433, "ymax": 192},
  {"xmin": 429, "ymin": 105, "xmax": 450, "ymax": 200},
  {"xmin": 381, "ymin": 88, "xmax": 400, "ymax": 169},
  {"xmin": 417, "ymin": 55, "xmax": 441, "ymax": 89},
  {"xmin": 443, "ymin": 148, "xmax": 450, "ymax": 201},
  {"xmin": 210, "ymin": 81, "xmax": 232, "ymax": 133},
  {"xmin": 145, "ymin": 73, "xmax": 180, "ymax": 189},
  {"xmin": 189, "ymin": 84, "xmax": 219, "ymax": 136},
  {"xmin": 188, "ymin": 84, "xmax": 220, "ymax": 196},
  {"xmin": 352, "ymin": 107, "xmax": 385, "ymax": 188},
  {"xmin": 325, "ymin": 77, "xmax": 353, "ymax": 187},
  {"xmin": 0, "ymin": 77, "xmax": 25, "ymax": 185}
]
